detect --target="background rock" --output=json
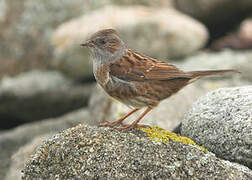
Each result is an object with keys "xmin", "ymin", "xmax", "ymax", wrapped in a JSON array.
[
  {"xmin": 0, "ymin": 70, "xmax": 94, "ymax": 129},
  {"xmin": 0, "ymin": 0, "xmax": 92, "ymax": 78},
  {"xmin": 180, "ymin": 50, "xmax": 252, "ymax": 82},
  {"xmin": 239, "ymin": 18, "xmax": 252, "ymax": 41},
  {"xmin": 111, "ymin": 0, "xmax": 174, "ymax": 7},
  {"xmin": 0, "ymin": 108, "xmax": 90, "ymax": 180},
  {"xmin": 52, "ymin": 6, "xmax": 208, "ymax": 79},
  {"xmin": 0, "ymin": 0, "xmax": 175, "ymax": 79},
  {"xmin": 175, "ymin": 0, "xmax": 252, "ymax": 39},
  {"xmin": 182, "ymin": 86, "xmax": 252, "ymax": 169},
  {"xmin": 22, "ymin": 124, "xmax": 252, "ymax": 179},
  {"xmin": 210, "ymin": 18, "xmax": 252, "ymax": 51}
]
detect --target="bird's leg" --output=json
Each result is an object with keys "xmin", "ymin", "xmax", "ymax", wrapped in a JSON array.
[
  {"xmin": 116, "ymin": 107, "xmax": 152, "ymax": 131},
  {"xmin": 98, "ymin": 108, "xmax": 139, "ymax": 127}
]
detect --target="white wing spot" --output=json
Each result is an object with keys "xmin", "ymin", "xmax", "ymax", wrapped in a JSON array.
[{"xmin": 146, "ymin": 64, "xmax": 155, "ymax": 73}]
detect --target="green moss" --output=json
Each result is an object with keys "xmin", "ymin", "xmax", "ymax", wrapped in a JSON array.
[{"xmin": 140, "ymin": 126, "xmax": 207, "ymax": 151}]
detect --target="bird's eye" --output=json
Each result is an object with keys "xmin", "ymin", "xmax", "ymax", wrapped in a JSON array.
[{"xmin": 97, "ymin": 39, "xmax": 106, "ymax": 45}]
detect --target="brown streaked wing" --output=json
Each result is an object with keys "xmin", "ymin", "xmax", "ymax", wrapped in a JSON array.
[{"xmin": 109, "ymin": 49, "xmax": 191, "ymax": 81}]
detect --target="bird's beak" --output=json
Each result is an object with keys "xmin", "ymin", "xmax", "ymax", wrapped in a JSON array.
[{"xmin": 80, "ymin": 40, "xmax": 94, "ymax": 47}]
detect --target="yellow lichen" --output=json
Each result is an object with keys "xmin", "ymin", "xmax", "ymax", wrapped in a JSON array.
[{"xmin": 140, "ymin": 126, "xmax": 207, "ymax": 151}]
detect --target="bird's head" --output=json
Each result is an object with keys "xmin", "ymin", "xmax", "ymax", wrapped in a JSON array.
[{"xmin": 81, "ymin": 29, "xmax": 126, "ymax": 61}]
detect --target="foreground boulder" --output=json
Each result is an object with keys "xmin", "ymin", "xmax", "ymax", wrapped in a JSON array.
[
  {"xmin": 182, "ymin": 86, "xmax": 252, "ymax": 169},
  {"xmin": 0, "ymin": 108, "xmax": 90, "ymax": 180},
  {"xmin": 5, "ymin": 134, "xmax": 52, "ymax": 180},
  {"xmin": 22, "ymin": 125, "xmax": 251, "ymax": 179}
]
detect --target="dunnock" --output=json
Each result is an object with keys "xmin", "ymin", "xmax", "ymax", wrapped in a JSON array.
[{"xmin": 81, "ymin": 29, "xmax": 238, "ymax": 130}]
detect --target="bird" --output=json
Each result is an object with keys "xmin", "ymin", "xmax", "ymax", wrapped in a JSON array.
[{"xmin": 81, "ymin": 28, "xmax": 239, "ymax": 131}]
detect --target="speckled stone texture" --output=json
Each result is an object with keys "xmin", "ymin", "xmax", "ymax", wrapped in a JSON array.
[
  {"xmin": 182, "ymin": 86, "xmax": 252, "ymax": 169},
  {"xmin": 0, "ymin": 109, "xmax": 90, "ymax": 180},
  {"xmin": 22, "ymin": 124, "xmax": 252, "ymax": 179}
]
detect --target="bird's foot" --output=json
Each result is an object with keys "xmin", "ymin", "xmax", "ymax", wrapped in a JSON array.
[
  {"xmin": 115, "ymin": 123, "xmax": 150, "ymax": 131},
  {"xmin": 98, "ymin": 120, "xmax": 123, "ymax": 127}
]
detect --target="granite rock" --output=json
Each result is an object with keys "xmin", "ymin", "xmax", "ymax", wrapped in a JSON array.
[
  {"xmin": 0, "ymin": 108, "xmax": 90, "ymax": 180},
  {"xmin": 182, "ymin": 86, "xmax": 252, "ymax": 168},
  {"xmin": 22, "ymin": 124, "xmax": 252, "ymax": 179},
  {"xmin": 4, "ymin": 134, "xmax": 53, "ymax": 180}
]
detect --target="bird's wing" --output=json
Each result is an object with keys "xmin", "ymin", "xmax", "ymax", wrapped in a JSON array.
[{"xmin": 109, "ymin": 49, "xmax": 191, "ymax": 81}]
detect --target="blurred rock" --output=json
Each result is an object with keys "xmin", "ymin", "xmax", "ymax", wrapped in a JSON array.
[
  {"xmin": 180, "ymin": 50, "xmax": 252, "ymax": 82},
  {"xmin": 0, "ymin": 0, "xmax": 176, "ymax": 79},
  {"xmin": 175, "ymin": 0, "xmax": 252, "ymax": 39},
  {"xmin": 182, "ymin": 86, "xmax": 252, "ymax": 169},
  {"xmin": 0, "ymin": 0, "xmax": 95, "ymax": 78},
  {"xmin": 210, "ymin": 18, "xmax": 252, "ymax": 51},
  {"xmin": 88, "ymin": 50, "xmax": 248, "ymax": 131},
  {"xmin": 0, "ymin": 108, "xmax": 90, "ymax": 180},
  {"xmin": 111, "ymin": 0, "xmax": 174, "ymax": 7},
  {"xmin": 52, "ymin": 6, "xmax": 208, "ymax": 79},
  {"xmin": 239, "ymin": 18, "xmax": 252, "ymax": 41},
  {"xmin": 22, "ymin": 124, "xmax": 252, "ymax": 179},
  {"xmin": 0, "ymin": 70, "xmax": 94, "ymax": 128},
  {"xmin": 210, "ymin": 34, "xmax": 252, "ymax": 51}
]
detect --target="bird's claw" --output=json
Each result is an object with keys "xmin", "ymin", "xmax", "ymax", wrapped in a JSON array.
[
  {"xmin": 115, "ymin": 123, "xmax": 150, "ymax": 131},
  {"xmin": 98, "ymin": 120, "xmax": 123, "ymax": 127}
]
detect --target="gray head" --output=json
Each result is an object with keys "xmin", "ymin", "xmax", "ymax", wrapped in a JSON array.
[{"xmin": 81, "ymin": 29, "xmax": 127, "ymax": 63}]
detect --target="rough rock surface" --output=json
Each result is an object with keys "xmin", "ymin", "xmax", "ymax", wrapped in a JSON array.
[
  {"xmin": 22, "ymin": 124, "xmax": 252, "ymax": 179},
  {"xmin": 0, "ymin": 70, "xmax": 93, "ymax": 127},
  {"xmin": 52, "ymin": 6, "xmax": 208, "ymax": 79},
  {"xmin": 5, "ymin": 134, "xmax": 53, "ymax": 180},
  {"xmin": 0, "ymin": 108, "xmax": 90, "ymax": 180},
  {"xmin": 182, "ymin": 86, "xmax": 252, "ymax": 169}
]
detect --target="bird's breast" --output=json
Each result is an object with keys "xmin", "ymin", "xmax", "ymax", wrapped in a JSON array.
[{"xmin": 93, "ymin": 63, "xmax": 110, "ymax": 88}]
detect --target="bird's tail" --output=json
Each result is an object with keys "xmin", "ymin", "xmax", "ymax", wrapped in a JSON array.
[{"xmin": 187, "ymin": 69, "xmax": 240, "ymax": 84}]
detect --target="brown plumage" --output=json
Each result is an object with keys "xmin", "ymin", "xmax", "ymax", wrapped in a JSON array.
[{"xmin": 81, "ymin": 29, "xmax": 239, "ymax": 130}]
